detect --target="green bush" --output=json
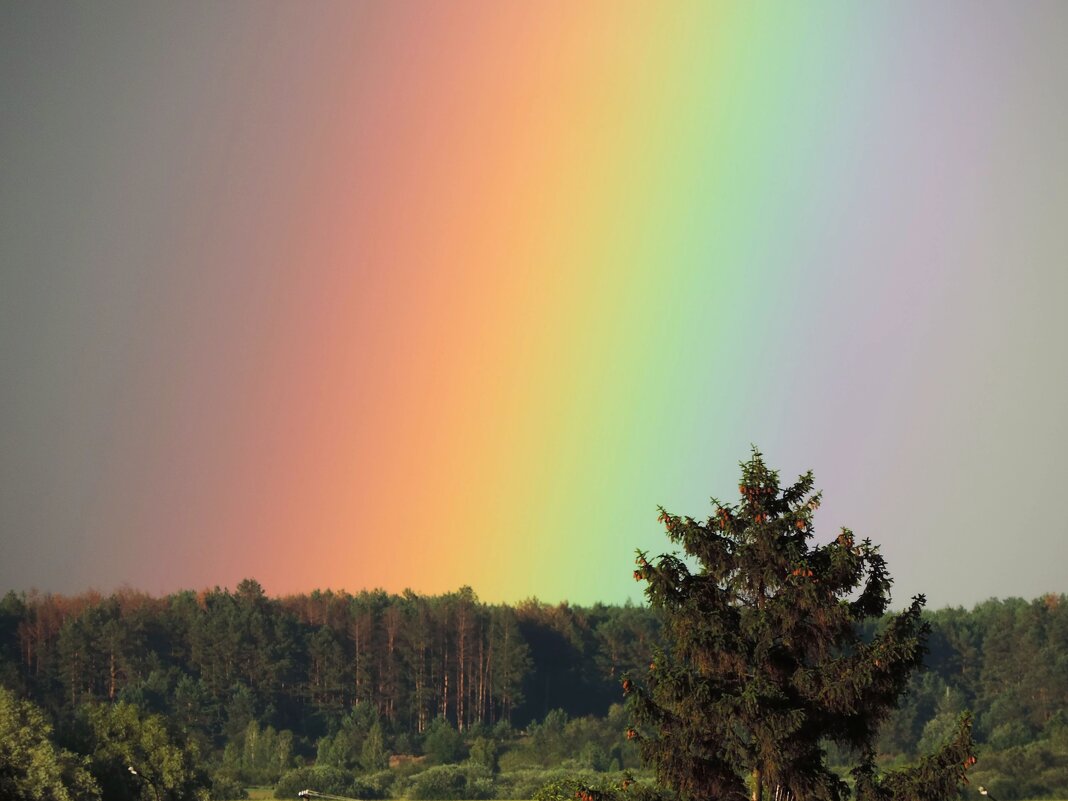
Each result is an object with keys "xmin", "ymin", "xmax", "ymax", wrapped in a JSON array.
[
  {"xmin": 531, "ymin": 772, "xmax": 670, "ymax": 801},
  {"xmin": 533, "ymin": 775, "xmax": 615, "ymax": 801},
  {"xmin": 469, "ymin": 736, "xmax": 500, "ymax": 773},
  {"xmin": 275, "ymin": 766, "xmax": 354, "ymax": 799},
  {"xmin": 274, "ymin": 766, "xmax": 387, "ymax": 799},
  {"xmin": 422, "ymin": 717, "xmax": 466, "ymax": 764},
  {"xmin": 364, "ymin": 769, "xmax": 398, "ymax": 797},
  {"xmin": 209, "ymin": 773, "xmax": 248, "ymax": 800},
  {"xmin": 498, "ymin": 748, "xmax": 543, "ymax": 772},
  {"xmin": 405, "ymin": 764, "xmax": 495, "ymax": 800},
  {"xmin": 346, "ymin": 777, "xmax": 390, "ymax": 800},
  {"xmin": 496, "ymin": 769, "xmax": 584, "ymax": 800}
]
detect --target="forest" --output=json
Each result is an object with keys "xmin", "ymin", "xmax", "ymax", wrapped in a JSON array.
[{"xmin": 1, "ymin": 582, "xmax": 1066, "ymax": 800}]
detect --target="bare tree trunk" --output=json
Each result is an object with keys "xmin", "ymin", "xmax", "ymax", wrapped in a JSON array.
[
  {"xmin": 385, "ymin": 606, "xmax": 400, "ymax": 721},
  {"xmin": 350, "ymin": 614, "xmax": 366, "ymax": 705},
  {"xmin": 477, "ymin": 631, "xmax": 486, "ymax": 724},
  {"xmin": 441, "ymin": 648, "xmax": 449, "ymax": 720},
  {"xmin": 69, "ymin": 651, "xmax": 79, "ymax": 707},
  {"xmin": 415, "ymin": 630, "xmax": 427, "ymax": 732},
  {"xmin": 457, "ymin": 604, "xmax": 466, "ymax": 731},
  {"xmin": 486, "ymin": 641, "xmax": 494, "ymax": 724}
]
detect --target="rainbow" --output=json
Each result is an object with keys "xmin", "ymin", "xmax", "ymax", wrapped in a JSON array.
[{"xmin": 1, "ymin": 2, "xmax": 1060, "ymax": 607}]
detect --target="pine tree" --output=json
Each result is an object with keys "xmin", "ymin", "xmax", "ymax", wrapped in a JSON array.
[{"xmin": 626, "ymin": 450, "xmax": 974, "ymax": 801}]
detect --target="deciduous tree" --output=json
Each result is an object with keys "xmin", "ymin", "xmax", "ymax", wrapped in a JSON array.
[{"xmin": 0, "ymin": 686, "xmax": 99, "ymax": 801}]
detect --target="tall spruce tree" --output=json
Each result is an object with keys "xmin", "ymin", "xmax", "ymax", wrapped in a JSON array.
[{"xmin": 626, "ymin": 451, "xmax": 974, "ymax": 801}]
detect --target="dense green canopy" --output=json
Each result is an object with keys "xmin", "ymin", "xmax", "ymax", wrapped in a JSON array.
[{"xmin": 0, "ymin": 685, "xmax": 99, "ymax": 801}]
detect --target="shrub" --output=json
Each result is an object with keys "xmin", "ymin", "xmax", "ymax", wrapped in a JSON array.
[
  {"xmin": 364, "ymin": 769, "xmax": 398, "ymax": 796},
  {"xmin": 498, "ymin": 747, "xmax": 542, "ymax": 772},
  {"xmin": 274, "ymin": 766, "xmax": 367, "ymax": 799},
  {"xmin": 422, "ymin": 717, "xmax": 466, "ymax": 764},
  {"xmin": 531, "ymin": 773, "xmax": 670, "ymax": 801},
  {"xmin": 496, "ymin": 769, "xmax": 583, "ymax": 800},
  {"xmin": 346, "ymin": 777, "xmax": 390, "ymax": 800},
  {"xmin": 533, "ymin": 775, "xmax": 614, "ymax": 801},
  {"xmin": 209, "ymin": 773, "xmax": 247, "ymax": 800},
  {"xmin": 406, "ymin": 764, "xmax": 495, "ymax": 800},
  {"xmin": 469, "ymin": 737, "xmax": 499, "ymax": 773}
]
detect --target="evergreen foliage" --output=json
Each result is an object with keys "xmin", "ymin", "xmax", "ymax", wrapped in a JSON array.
[
  {"xmin": 627, "ymin": 450, "xmax": 974, "ymax": 801},
  {"xmin": 362, "ymin": 720, "xmax": 389, "ymax": 771},
  {"xmin": 0, "ymin": 576, "xmax": 1066, "ymax": 798},
  {"xmin": 423, "ymin": 716, "xmax": 466, "ymax": 764}
]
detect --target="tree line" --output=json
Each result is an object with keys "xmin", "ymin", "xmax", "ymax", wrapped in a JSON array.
[
  {"xmin": 0, "ymin": 581, "xmax": 659, "ymax": 744},
  {"xmin": 1, "ymin": 583, "xmax": 1066, "ymax": 798}
]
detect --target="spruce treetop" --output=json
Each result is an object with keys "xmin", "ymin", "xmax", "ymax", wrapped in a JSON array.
[{"xmin": 626, "ymin": 449, "xmax": 974, "ymax": 801}]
